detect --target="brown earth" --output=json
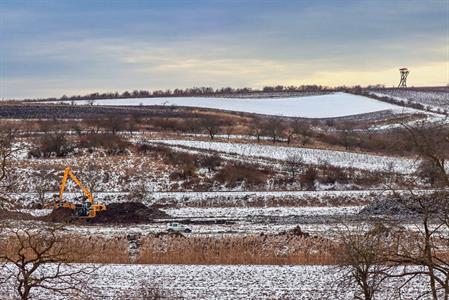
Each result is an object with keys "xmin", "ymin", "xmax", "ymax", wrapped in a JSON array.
[
  {"xmin": 1, "ymin": 202, "xmax": 170, "ymax": 224},
  {"xmin": 0, "ymin": 209, "xmax": 35, "ymax": 221},
  {"xmin": 88, "ymin": 202, "xmax": 169, "ymax": 224}
]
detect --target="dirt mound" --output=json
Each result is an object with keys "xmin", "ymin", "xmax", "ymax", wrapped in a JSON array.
[
  {"xmin": 89, "ymin": 202, "xmax": 169, "ymax": 224},
  {"xmin": 0, "ymin": 209, "xmax": 35, "ymax": 221},
  {"xmin": 278, "ymin": 225, "xmax": 310, "ymax": 237},
  {"xmin": 40, "ymin": 208, "xmax": 77, "ymax": 223},
  {"xmin": 38, "ymin": 202, "xmax": 170, "ymax": 224},
  {"xmin": 359, "ymin": 195, "xmax": 447, "ymax": 216}
]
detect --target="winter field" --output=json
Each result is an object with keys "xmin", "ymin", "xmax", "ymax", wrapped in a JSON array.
[
  {"xmin": 51, "ymin": 92, "xmax": 415, "ymax": 118},
  {"xmin": 0, "ymin": 264, "xmax": 431, "ymax": 300},
  {"xmin": 369, "ymin": 88, "xmax": 449, "ymax": 112},
  {"xmin": 147, "ymin": 139, "xmax": 417, "ymax": 173},
  {"xmin": 2, "ymin": 88, "xmax": 449, "ymax": 299}
]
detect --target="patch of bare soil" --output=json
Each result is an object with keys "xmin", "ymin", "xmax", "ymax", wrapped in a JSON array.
[
  {"xmin": 38, "ymin": 202, "xmax": 170, "ymax": 224},
  {"xmin": 278, "ymin": 225, "xmax": 310, "ymax": 237},
  {"xmin": 0, "ymin": 209, "xmax": 35, "ymax": 221},
  {"xmin": 89, "ymin": 202, "xmax": 170, "ymax": 224},
  {"xmin": 40, "ymin": 208, "xmax": 77, "ymax": 223}
]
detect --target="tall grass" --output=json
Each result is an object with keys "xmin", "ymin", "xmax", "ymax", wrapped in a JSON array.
[{"xmin": 1, "ymin": 232, "xmax": 338, "ymax": 265}]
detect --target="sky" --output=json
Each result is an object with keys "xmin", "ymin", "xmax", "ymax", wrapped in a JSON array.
[{"xmin": 0, "ymin": 0, "xmax": 448, "ymax": 99}]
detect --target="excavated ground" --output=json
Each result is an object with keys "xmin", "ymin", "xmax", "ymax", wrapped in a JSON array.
[
  {"xmin": 89, "ymin": 202, "xmax": 169, "ymax": 224},
  {"xmin": 1, "ymin": 202, "xmax": 170, "ymax": 224}
]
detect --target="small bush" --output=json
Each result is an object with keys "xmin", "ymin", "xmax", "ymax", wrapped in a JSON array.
[
  {"xmin": 30, "ymin": 133, "xmax": 73, "ymax": 158},
  {"xmin": 78, "ymin": 134, "xmax": 129, "ymax": 155},
  {"xmin": 300, "ymin": 166, "xmax": 318, "ymax": 190},
  {"xmin": 214, "ymin": 163, "xmax": 269, "ymax": 187},
  {"xmin": 198, "ymin": 154, "xmax": 222, "ymax": 171},
  {"xmin": 320, "ymin": 165, "xmax": 349, "ymax": 184}
]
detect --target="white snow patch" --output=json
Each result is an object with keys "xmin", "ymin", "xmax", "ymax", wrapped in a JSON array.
[
  {"xmin": 148, "ymin": 139, "xmax": 417, "ymax": 173},
  {"xmin": 50, "ymin": 92, "xmax": 414, "ymax": 118}
]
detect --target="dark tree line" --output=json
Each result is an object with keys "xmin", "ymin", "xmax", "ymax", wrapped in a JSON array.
[{"xmin": 22, "ymin": 85, "xmax": 332, "ymax": 102}]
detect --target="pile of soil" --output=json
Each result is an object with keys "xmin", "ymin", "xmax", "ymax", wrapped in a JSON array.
[
  {"xmin": 0, "ymin": 209, "xmax": 35, "ymax": 221},
  {"xmin": 278, "ymin": 225, "xmax": 310, "ymax": 237},
  {"xmin": 38, "ymin": 202, "xmax": 170, "ymax": 224},
  {"xmin": 40, "ymin": 208, "xmax": 77, "ymax": 223},
  {"xmin": 89, "ymin": 202, "xmax": 170, "ymax": 224},
  {"xmin": 359, "ymin": 196, "xmax": 447, "ymax": 216}
]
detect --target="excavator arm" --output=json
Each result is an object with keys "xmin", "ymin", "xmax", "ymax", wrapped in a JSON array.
[
  {"xmin": 58, "ymin": 166, "xmax": 94, "ymax": 205},
  {"xmin": 55, "ymin": 166, "xmax": 106, "ymax": 218}
]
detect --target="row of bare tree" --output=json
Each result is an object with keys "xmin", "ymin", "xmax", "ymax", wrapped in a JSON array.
[{"xmin": 337, "ymin": 120, "xmax": 449, "ymax": 299}]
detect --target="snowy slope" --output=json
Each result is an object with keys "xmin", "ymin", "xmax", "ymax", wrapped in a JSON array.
[
  {"xmin": 148, "ymin": 139, "xmax": 417, "ymax": 173},
  {"xmin": 56, "ymin": 92, "xmax": 413, "ymax": 118}
]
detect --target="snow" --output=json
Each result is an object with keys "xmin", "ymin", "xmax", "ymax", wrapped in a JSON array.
[
  {"xmin": 148, "ymin": 139, "xmax": 417, "ymax": 173},
  {"xmin": 164, "ymin": 206, "xmax": 363, "ymax": 218},
  {"xmin": 52, "ymin": 92, "xmax": 414, "ymax": 118},
  {"xmin": 0, "ymin": 264, "xmax": 430, "ymax": 299},
  {"xmin": 369, "ymin": 90, "xmax": 449, "ymax": 113}
]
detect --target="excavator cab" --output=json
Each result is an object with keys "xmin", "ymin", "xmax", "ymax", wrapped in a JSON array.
[{"xmin": 55, "ymin": 167, "xmax": 107, "ymax": 218}]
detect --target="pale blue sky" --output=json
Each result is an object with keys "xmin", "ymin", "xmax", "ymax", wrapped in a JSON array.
[{"xmin": 1, "ymin": 0, "xmax": 448, "ymax": 99}]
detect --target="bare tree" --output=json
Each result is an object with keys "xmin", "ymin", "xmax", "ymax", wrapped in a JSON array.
[
  {"xmin": 265, "ymin": 118, "xmax": 285, "ymax": 144},
  {"xmin": 103, "ymin": 114, "xmax": 125, "ymax": 135},
  {"xmin": 127, "ymin": 114, "xmax": 140, "ymax": 137},
  {"xmin": 385, "ymin": 191, "xmax": 449, "ymax": 300},
  {"xmin": 201, "ymin": 117, "xmax": 222, "ymax": 140},
  {"xmin": 249, "ymin": 118, "xmax": 265, "ymax": 143},
  {"xmin": 380, "ymin": 120, "xmax": 449, "ymax": 299},
  {"xmin": 33, "ymin": 170, "xmax": 55, "ymax": 208},
  {"xmin": 334, "ymin": 222, "xmax": 396, "ymax": 300},
  {"xmin": 285, "ymin": 153, "xmax": 304, "ymax": 180},
  {"xmin": 402, "ymin": 120, "xmax": 449, "ymax": 186},
  {"xmin": 0, "ymin": 128, "xmax": 20, "ymax": 208},
  {"xmin": 0, "ymin": 223, "xmax": 98, "ymax": 300}
]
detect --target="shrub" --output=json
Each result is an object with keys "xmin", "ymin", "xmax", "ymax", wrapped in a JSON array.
[
  {"xmin": 214, "ymin": 163, "xmax": 269, "ymax": 187},
  {"xmin": 320, "ymin": 165, "xmax": 349, "ymax": 184},
  {"xmin": 136, "ymin": 143, "xmax": 172, "ymax": 157},
  {"xmin": 78, "ymin": 134, "xmax": 129, "ymax": 155},
  {"xmin": 198, "ymin": 154, "xmax": 222, "ymax": 171},
  {"xmin": 300, "ymin": 166, "xmax": 318, "ymax": 190},
  {"xmin": 30, "ymin": 133, "xmax": 73, "ymax": 158}
]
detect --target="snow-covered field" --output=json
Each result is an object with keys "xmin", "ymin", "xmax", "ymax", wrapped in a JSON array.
[
  {"xmin": 369, "ymin": 89, "xmax": 449, "ymax": 113},
  {"xmin": 0, "ymin": 264, "xmax": 430, "ymax": 299},
  {"xmin": 148, "ymin": 139, "xmax": 417, "ymax": 173},
  {"xmin": 165, "ymin": 206, "xmax": 362, "ymax": 218},
  {"xmin": 53, "ymin": 92, "xmax": 413, "ymax": 118},
  {"xmin": 10, "ymin": 189, "xmax": 381, "ymax": 208}
]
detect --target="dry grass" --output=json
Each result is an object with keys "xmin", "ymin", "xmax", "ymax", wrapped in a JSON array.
[{"xmin": 0, "ymin": 231, "xmax": 338, "ymax": 265}]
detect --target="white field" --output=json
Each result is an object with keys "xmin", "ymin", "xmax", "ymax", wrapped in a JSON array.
[
  {"xmin": 0, "ymin": 264, "xmax": 430, "ymax": 299},
  {"xmin": 147, "ymin": 139, "xmax": 417, "ymax": 173},
  {"xmin": 56, "ymin": 92, "xmax": 413, "ymax": 118},
  {"xmin": 165, "ymin": 206, "xmax": 363, "ymax": 218}
]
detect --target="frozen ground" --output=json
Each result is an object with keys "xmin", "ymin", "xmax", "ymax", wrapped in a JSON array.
[
  {"xmin": 0, "ymin": 264, "xmax": 430, "ymax": 299},
  {"xmin": 52, "ymin": 92, "xmax": 413, "ymax": 118},
  {"xmin": 369, "ymin": 89, "xmax": 449, "ymax": 113},
  {"xmin": 147, "ymin": 139, "xmax": 417, "ymax": 174},
  {"xmin": 165, "ymin": 206, "xmax": 363, "ymax": 218},
  {"xmin": 10, "ymin": 189, "xmax": 391, "ymax": 208}
]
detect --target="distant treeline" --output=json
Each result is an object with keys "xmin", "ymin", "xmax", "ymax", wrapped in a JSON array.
[
  {"xmin": 23, "ymin": 85, "xmax": 338, "ymax": 102},
  {"xmin": 19, "ymin": 84, "xmax": 447, "ymax": 102}
]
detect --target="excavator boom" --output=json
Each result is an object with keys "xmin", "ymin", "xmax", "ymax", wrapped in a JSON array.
[
  {"xmin": 55, "ymin": 166, "xmax": 106, "ymax": 218},
  {"xmin": 59, "ymin": 167, "xmax": 94, "ymax": 204}
]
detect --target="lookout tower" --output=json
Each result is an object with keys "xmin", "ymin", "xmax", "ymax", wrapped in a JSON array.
[{"xmin": 398, "ymin": 68, "xmax": 409, "ymax": 88}]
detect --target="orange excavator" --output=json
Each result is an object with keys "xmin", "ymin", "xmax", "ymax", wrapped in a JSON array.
[{"xmin": 54, "ymin": 166, "xmax": 106, "ymax": 218}]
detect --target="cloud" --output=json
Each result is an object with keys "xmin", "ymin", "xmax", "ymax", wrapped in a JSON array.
[{"xmin": 1, "ymin": 0, "xmax": 447, "ymax": 98}]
